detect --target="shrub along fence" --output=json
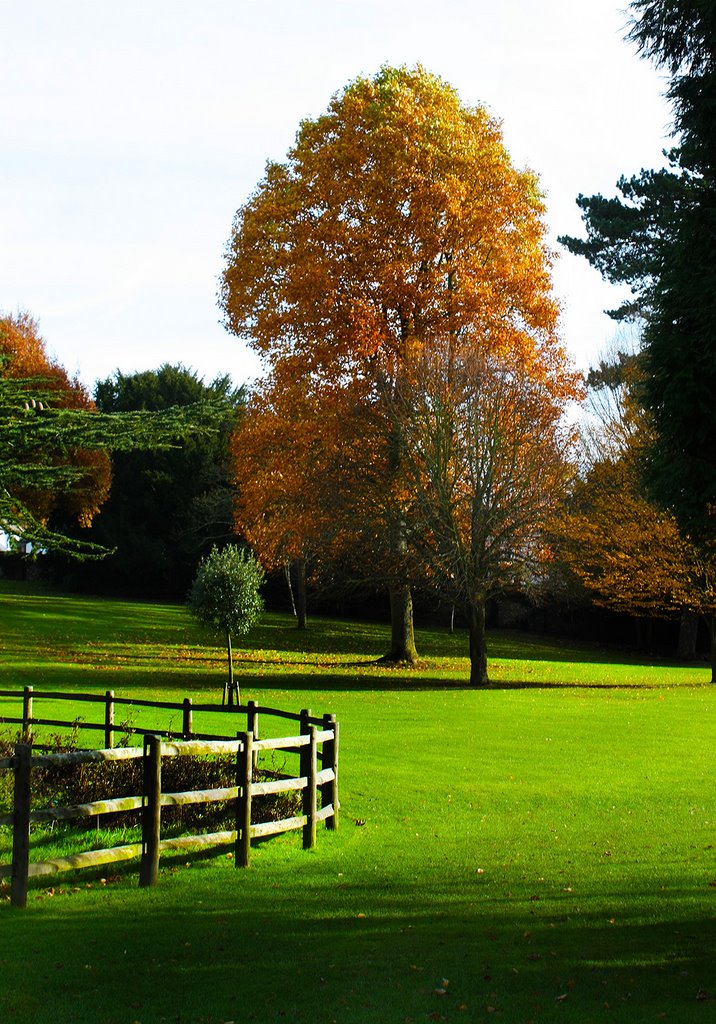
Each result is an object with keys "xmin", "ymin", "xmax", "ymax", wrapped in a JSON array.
[{"xmin": 0, "ymin": 691, "xmax": 339, "ymax": 909}]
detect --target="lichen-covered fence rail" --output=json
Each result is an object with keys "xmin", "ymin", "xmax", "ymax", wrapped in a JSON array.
[{"xmin": 0, "ymin": 717, "xmax": 339, "ymax": 908}]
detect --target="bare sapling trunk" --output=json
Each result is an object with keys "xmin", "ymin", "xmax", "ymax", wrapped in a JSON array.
[
  {"xmin": 285, "ymin": 562, "xmax": 297, "ymax": 618},
  {"xmin": 225, "ymin": 629, "xmax": 240, "ymax": 705},
  {"xmin": 467, "ymin": 596, "xmax": 489, "ymax": 686},
  {"xmin": 295, "ymin": 556, "xmax": 308, "ymax": 630}
]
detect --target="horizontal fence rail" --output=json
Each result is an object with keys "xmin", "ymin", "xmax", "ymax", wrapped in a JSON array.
[{"xmin": 0, "ymin": 694, "xmax": 339, "ymax": 908}]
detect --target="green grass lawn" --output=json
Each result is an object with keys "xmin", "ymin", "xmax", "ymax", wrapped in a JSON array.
[{"xmin": 1, "ymin": 580, "xmax": 715, "ymax": 1024}]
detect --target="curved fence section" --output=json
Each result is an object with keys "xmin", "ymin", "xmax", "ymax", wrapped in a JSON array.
[{"xmin": 0, "ymin": 696, "xmax": 339, "ymax": 908}]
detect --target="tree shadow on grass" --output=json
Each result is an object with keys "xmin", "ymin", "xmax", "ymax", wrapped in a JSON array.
[{"xmin": 1, "ymin": 871, "xmax": 714, "ymax": 1023}]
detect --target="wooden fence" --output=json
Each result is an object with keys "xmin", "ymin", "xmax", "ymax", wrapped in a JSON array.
[
  {"xmin": 0, "ymin": 692, "xmax": 339, "ymax": 908},
  {"xmin": 0, "ymin": 685, "xmax": 287, "ymax": 747}
]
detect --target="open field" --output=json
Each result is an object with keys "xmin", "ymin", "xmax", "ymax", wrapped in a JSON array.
[{"xmin": 1, "ymin": 580, "xmax": 715, "ymax": 1023}]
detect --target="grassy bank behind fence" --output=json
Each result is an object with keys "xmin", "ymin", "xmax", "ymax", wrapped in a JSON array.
[{"xmin": 1, "ymin": 580, "xmax": 715, "ymax": 1024}]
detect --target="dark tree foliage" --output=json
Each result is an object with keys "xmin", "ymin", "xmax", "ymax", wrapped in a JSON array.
[
  {"xmin": 629, "ymin": 0, "xmax": 716, "ymax": 168},
  {"xmin": 562, "ymin": 1, "xmax": 716, "ymax": 678},
  {"xmin": 626, "ymin": 1, "xmax": 716, "ymax": 540},
  {"xmin": 78, "ymin": 365, "xmax": 244, "ymax": 596},
  {"xmin": 562, "ymin": 1, "xmax": 716, "ymax": 541},
  {"xmin": 560, "ymin": 158, "xmax": 694, "ymax": 322},
  {"xmin": 1, "ymin": 369, "xmax": 222, "ymax": 561}
]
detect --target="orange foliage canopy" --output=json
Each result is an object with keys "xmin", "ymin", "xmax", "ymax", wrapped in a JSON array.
[
  {"xmin": 0, "ymin": 311, "xmax": 111, "ymax": 528},
  {"xmin": 560, "ymin": 448, "xmax": 716, "ymax": 619},
  {"xmin": 558, "ymin": 359, "xmax": 716, "ymax": 621},
  {"xmin": 222, "ymin": 66, "xmax": 570, "ymax": 388}
]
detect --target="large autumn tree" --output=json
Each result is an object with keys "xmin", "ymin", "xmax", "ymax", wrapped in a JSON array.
[
  {"xmin": 221, "ymin": 65, "xmax": 571, "ymax": 663},
  {"xmin": 395, "ymin": 339, "xmax": 578, "ymax": 685}
]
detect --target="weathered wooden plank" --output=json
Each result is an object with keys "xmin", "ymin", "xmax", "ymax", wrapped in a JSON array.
[
  {"xmin": 250, "ymin": 776, "xmax": 306, "ymax": 797},
  {"xmin": 160, "ymin": 787, "xmax": 238, "ymax": 807},
  {"xmin": 32, "ymin": 746, "xmax": 143, "ymax": 766},
  {"xmin": 0, "ymin": 757, "xmax": 14, "ymax": 769},
  {"xmin": 253, "ymin": 734, "xmax": 308, "ymax": 751},
  {"xmin": 160, "ymin": 739, "xmax": 242, "ymax": 757},
  {"xmin": 250, "ymin": 815, "xmax": 307, "ymax": 838},
  {"xmin": 27, "ymin": 842, "xmax": 143, "ymax": 877},
  {"xmin": 159, "ymin": 831, "xmax": 236, "ymax": 851},
  {"xmin": 30, "ymin": 795, "xmax": 144, "ymax": 822},
  {"xmin": 316, "ymin": 805, "xmax": 334, "ymax": 822}
]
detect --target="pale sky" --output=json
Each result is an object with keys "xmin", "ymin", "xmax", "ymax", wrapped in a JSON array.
[{"xmin": 1, "ymin": 0, "xmax": 672, "ymax": 392}]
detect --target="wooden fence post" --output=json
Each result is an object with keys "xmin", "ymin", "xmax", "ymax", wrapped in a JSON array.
[
  {"xmin": 22, "ymin": 686, "xmax": 33, "ymax": 744},
  {"xmin": 236, "ymin": 732, "xmax": 252, "ymax": 868},
  {"xmin": 182, "ymin": 698, "xmax": 193, "ymax": 741},
  {"xmin": 322, "ymin": 713, "xmax": 339, "ymax": 830},
  {"xmin": 11, "ymin": 743, "xmax": 32, "ymax": 908},
  {"xmin": 139, "ymin": 735, "xmax": 162, "ymax": 887},
  {"xmin": 302, "ymin": 726, "xmax": 317, "ymax": 850},
  {"xmin": 299, "ymin": 708, "xmax": 312, "ymax": 738},
  {"xmin": 104, "ymin": 690, "xmax": 114, "ymax": 749}
]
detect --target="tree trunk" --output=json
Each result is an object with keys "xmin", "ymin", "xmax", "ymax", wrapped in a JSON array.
[
  {"xmin": 380, "ymin": 585, "xmax": 418, "ymax": 663},
  {"xmin": 708, "ymin": 614, "xmax": 716, "ymax": 685},
  {"xmin": 678, "ymin": 609, "xmax": 699, "ymax": 660},
  {"xmin": 381, "ymin": 400, "xmax": 419, "ymax": 664},
  {"xmin": 295, "ymin": 557, "xmax": 307, "ymax": 630},
  {"xmin": 467, "ymin": 596, "xmax": 489, "ymax": 686}
]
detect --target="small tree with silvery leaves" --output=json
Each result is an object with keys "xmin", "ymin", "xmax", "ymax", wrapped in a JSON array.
[{"xmin": 188, "ymin": 544, "xmax": 264, "ymax": 704}]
